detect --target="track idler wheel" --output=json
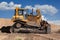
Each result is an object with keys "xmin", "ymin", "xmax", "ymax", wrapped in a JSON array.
[{"xmin": 10, "ymin": 22, "xmax": 22, "ymax": 33}]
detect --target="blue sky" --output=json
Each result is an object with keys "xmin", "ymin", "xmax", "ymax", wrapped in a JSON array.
[{"xmin": 0, "ymin": 0, "xmax": 60, "ymax": 22}]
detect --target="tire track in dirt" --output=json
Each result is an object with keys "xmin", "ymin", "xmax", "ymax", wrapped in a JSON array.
[
  {"xmin": 0, "ymin": 33, "xmax": 10, "ymax": 40},
  {"xmin": 0, "ymin": 33, "xmax": 60, "ymax": 40},
  {"xmin": 33, "ymin": 33, "xmax": 60, "ymax": 40}
]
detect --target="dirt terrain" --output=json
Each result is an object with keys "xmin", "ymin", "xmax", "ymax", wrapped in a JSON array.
[
  {"xmin": 0, "ymin": 33, "xmax": 60, "ymax": 40},
  {"xmin": 0, "ymin": 18, "xmax": 60, "ymax": 40}
]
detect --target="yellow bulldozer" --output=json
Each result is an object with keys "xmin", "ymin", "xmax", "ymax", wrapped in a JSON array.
[
  {"xmin": 9, "ymin": 7, "xmax": 51, "ymax": 34},
  {"xmin": 0, "ymin": 7, "xmax": 51, "ymax": 34}
]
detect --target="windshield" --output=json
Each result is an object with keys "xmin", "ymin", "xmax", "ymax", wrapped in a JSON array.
[
  {"xmin": 18, "ymin": 10, "xmax": 27, "ymax": 15},
  {"xmin": 27, "ymin": 9, "xmax": 37, "ymax": 15},
  {"xmin": 18, "ymin": 9, "xmax": 37, "ymax": 16}
]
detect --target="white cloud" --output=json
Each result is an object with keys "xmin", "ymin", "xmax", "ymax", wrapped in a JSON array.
[
  {"xmin": 25, "ymin": 5, "xmax": 58, "ymax": 14},
  {"xmin": 0, "ymin": 2, "xmax": 21, "ymax": 10},
  {"xmin": 48, "ymin": 20, "xmax": 60, "ymax": 25},
  {"xmin": 25, "ymin": 6, "xmax": 33, "ymax": 9},
  {"xmin": 0, "ymin": 2, "xmax": 58, "ymax": 14},
  {"xmin": 42, "ymin": 15, "xmax": 47, "ymax": 21},
  {"xmin": 41, "ymin": 15, "xmax": 60, "ymax": 25}
]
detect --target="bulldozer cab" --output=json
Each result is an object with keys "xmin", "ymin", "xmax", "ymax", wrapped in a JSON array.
[
  {"xmin": 14, "ymin": 7, "xmax": 28, "ymax": 16},
  {"xmin": 14, "ymin": 7, "xmax": 37, "ymax": 19},
  {"xmin": 17, "ymin": 9, "xmax": 25, "ymax": 15},
  {"xmin": 15, "ymin": 7, "xmax": 38, "ymax": 16}
]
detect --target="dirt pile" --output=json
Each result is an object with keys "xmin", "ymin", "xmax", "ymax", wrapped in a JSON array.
[
  {"xmin": 51, "ymin": 24, "xmax": 60, "ymax": 33},
  {"xmin": 0, "ymin": 18, "xmax": 13, "ymax": 28}
]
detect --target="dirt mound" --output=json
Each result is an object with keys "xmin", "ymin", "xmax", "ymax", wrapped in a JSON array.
[
  {"xmin": 0, "ymin": 18, "xmax": 13, "ymax": 28},
  {"xmin": 50, "ymin": 24, "xmax": 60, "ymax": 33}
]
